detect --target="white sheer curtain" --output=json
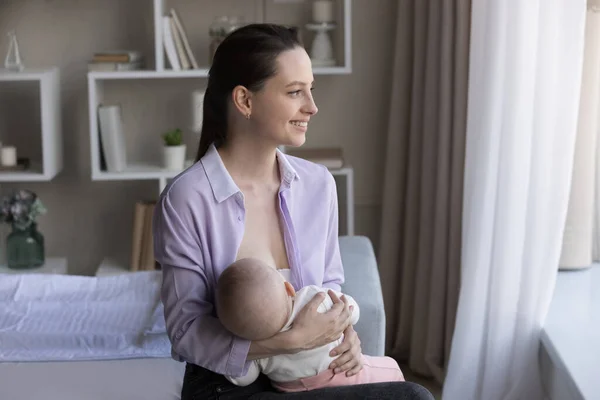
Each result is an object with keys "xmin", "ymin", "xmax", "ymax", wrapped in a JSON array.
[
  {"xmin": 591, "ymin": 3, "xmax": 600, "ymax": 262},
  {"xmin": 443, "ymin": 0, "xmax": 587, "ymax": 399},
  {"xmin": 563, "ymin": 4, "xmax": 600, "ymax": 268}
]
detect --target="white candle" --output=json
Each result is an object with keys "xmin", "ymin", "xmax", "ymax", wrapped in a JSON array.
[
  {"xmin": 313, "ymin": 0, "xmax": 334, "ymax": 23},
  {"xmin": 1, "ymin": 146, "xmax": 16, "ymax": 167}
]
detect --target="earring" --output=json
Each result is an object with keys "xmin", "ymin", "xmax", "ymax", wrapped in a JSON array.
[{"xmin": 245, "ymin": 113, "xmax": 251, "ymax": 120}]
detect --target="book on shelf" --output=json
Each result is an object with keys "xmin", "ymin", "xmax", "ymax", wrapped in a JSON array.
[
  {"xmin": 92, "ymin": 50, "xmax": 143, "ymax": 63},
  {"xmin": 284, "ymin": 147, "xmax": 344, "ymax": 169},
  {"xmin": 97, "ymin": 104, "xmax": 127, "ymax": 172},
  {"xmin": 130, "ymin": 201, "xmax": 159, "ymax": 271},
  {"xmin": 163, "ymin": 16, "xmax": 181, "ymax": 70},
  {"xmin": 89, "ymin": 50, "xmax": 144, "ymax": 72},
  {"xmin": 169, "ymin": 14, "xmax": 191, "ymax": 69},
  {"xmin": 163, "ymin": 9, "xmax": 199, "ymax": 71},
  {"xmin": 170, "ymin": 8, "xmax": 199, "ymax": 69}
]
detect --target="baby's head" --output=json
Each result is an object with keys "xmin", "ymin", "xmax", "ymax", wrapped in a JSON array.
[{"xmin": 216, "ymin": 258, "xmax": 295, "ymax": 341}]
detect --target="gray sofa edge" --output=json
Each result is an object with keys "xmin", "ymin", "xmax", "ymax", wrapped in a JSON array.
[{"xmin": 339, "ymin": 235, "xmax": 386, "ymax": 357}]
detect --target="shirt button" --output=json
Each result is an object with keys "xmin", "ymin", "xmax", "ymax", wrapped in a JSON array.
[{"xmin": 238, "ymin": 216, "xmax": 242, "ymax": 221}]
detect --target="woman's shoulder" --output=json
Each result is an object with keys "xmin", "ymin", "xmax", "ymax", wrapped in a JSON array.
[{"xmin": 158, "ymin": 162, "xmax": 212, "ymax": 208}]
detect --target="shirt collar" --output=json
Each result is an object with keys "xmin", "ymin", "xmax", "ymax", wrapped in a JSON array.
[
  {"xmin": 201, "ymin": 144, "xmax": 240, "ymax": 203},
  {"xmin": 276, "ymin": 147, "xmax": 300, "ymax": 189},
  {"xmin": 201, "ymin": 144, "xmax": 300, "ymax": 203}
]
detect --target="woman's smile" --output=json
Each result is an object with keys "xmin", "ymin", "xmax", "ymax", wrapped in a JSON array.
[{"xmin": 290, "ymin": 120, "xmax": 308, "ymax": 132}]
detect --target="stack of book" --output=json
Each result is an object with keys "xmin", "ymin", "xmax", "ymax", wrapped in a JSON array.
[
  {"xmin": 163, "ymin": 8, "xmax": 199, "ymax": 70},
  {"xmin": 130, "ymin": 201, "xmax": 158, "ymax": 271},
  {"xmin": 88, "ymin": 50, "xmax": 143, "ymax": 72},
  {"xmin": 284, "ymin": 147, "xmax": 344, "ymax": 169}
]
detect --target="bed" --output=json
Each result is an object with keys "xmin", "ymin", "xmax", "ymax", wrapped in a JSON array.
[
  {"xmin": 0, "ymin": 358, "xmax": 185, "ymax": 400},
  {"xmin": 0, "ymin": 236, "xmax": 385, "ymax": 400}
]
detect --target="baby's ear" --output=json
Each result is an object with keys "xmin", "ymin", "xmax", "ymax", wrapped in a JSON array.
[{"xmin": 284, "ymin": 281, "xmax": 296, "ymax": 297}]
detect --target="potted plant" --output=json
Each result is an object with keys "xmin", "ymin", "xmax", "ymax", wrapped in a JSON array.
[
  {"xmin": 162, "ymin": 128, "xmax": 186, "ymax": 171},
  {"xmin": 0, "ymin": 189, "xmax": 46, "ymax": 269}
]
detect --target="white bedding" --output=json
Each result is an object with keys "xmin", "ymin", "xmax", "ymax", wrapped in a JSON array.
[
  {"xmin": 0, "ymin": 358, "xmax": 185, "ymax": 400},
  {"xmin": 0, "ymin": 271, "xmax": 171, "ymax": 362}
]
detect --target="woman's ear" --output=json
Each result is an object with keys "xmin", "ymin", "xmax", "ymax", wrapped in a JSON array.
[
  {"xmin": 284, "ymin": 281, "xmax": 296, "ymax": 297},
  {"xmin": 231, "ymin": 85, "xmax": 252, "ymax": 118}
]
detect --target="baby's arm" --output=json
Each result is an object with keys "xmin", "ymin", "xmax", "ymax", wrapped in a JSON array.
[{"xmin": 226, "ymin": 360, "xmax": 261, "ymax": 386}]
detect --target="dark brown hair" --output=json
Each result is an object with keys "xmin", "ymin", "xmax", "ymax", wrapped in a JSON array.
[{"xmin": 195, "ymin": 24, "xmax": 302, "ymax": 161}]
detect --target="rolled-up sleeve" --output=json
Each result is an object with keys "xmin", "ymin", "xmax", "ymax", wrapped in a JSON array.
[
  {"xmin": 153, "ymin": 192, "xmax": 251, "ymax": 377},
  {"xmin": 321, "ymin": 170, "xmax": 344, "ymax": 291}
]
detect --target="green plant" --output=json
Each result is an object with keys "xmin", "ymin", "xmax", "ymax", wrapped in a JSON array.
[{"xmin": 162, "ymin": 128, "xmax": 183, "ymax": 146}]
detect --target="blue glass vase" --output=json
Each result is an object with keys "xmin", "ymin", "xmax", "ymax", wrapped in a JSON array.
[{"xmin": 7, "ymin": 222, "xmax": 45, "ymax": 269}]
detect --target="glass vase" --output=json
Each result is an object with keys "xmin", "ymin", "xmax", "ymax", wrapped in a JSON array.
[
  {"xmin": 4, "ymin": 31, "xmax": 24, "ymax": 72},
  {"xmin": 7, "ymin": 222, "xmax": 44, "ymax": 269}
]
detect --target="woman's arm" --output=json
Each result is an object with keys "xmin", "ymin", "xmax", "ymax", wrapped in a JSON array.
[
  {"xmin": 246, "ymin": 290, "xmax": 335, "ymax": 360},
  {"xmin": 160, "ymin": 264, "xmax": 250, "ymax": 377},
  {"xmin": 247, "ymin": 329, "xmax": 299, "ymax": 360},
  {"xmin": 155, "ymin": 192, "xmax": 250, "ymax": 377},
  {"xmin": 247, "ymin": 287, "xmax": 356, "ymax": 361}
]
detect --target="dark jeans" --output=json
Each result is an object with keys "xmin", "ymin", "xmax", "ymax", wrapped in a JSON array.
[{"xmin": 181, "ymin": 363, "xmax": 435, "ymax": 400}]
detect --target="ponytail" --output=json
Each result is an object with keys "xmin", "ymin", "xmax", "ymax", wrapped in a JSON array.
[{"xmin": 195, "ymin": 83, "xmax": 227, "ymax": 161}]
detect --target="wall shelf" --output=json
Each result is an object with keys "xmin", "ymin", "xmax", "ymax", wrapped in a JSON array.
[
  {"xmin": 88, "ymin": 65, "xmax": 351, "ymax": 81},
  {"xmin": 88, "ymin": 69, "xmax": 211, "ymax": 80},
  {"xmin": 153, "ymin": 0, "xmax": 352, "ymax": 73},
  {"xmin": 92, "ymin": 163, "xmax": 182, "ymax": 181},
  {"xmin": 0, "ymin": 67, "xmax": 63, "ymax": 182},
  {"xmin": 88, "ymin": 0, "xmax": 352, "ymax": 191}
]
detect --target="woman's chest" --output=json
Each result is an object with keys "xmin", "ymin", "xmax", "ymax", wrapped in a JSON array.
[
  {"xmin": 203, "ymin": 191, "xmax": 330, "ymax": 286},
  {"xmin": 232, "ymin": 190, "xmax": 287, "ymax": 268}
]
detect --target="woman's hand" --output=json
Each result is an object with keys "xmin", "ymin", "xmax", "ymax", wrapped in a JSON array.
[
  {"xmin": 329, "ymin": 325, "xmax": 363, "ymax": 377},
  {"xmin": 289, "ymin": 290, "xmax": 352, "ymax": 352}
]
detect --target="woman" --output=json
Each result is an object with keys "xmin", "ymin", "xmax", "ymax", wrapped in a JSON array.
[{"xmin": 153, "ymin": 23, "xmax": 434, "ymax": 400}]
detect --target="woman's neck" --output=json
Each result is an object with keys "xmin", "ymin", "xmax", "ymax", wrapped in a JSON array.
[{"xmin": 218, "ymin": 138, "xmax": 280, "ymax": 188}]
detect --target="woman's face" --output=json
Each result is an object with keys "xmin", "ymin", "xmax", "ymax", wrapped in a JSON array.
[{"xmin": 250, "ymin": 47, "xmax": 318, "ymax": 148}]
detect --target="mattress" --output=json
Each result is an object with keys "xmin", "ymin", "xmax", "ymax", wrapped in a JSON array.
[
  {"xmin": 0, "ymin": 357, "xmax": 186, "ymax": 400},
  {"xmin": 0, "ymin": 271, "xmax": 171, "ymax": 362},
  {"xmin": 0, "ymin": 271, "xmax": 183, "ymax": 399}
]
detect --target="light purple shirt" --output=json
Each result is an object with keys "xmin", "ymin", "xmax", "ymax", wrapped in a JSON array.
[{"xmin": 153, "ymin": 144, "xmax": 344, "ymax": 377}]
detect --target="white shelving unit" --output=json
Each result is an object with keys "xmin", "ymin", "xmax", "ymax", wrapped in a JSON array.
[
  {"xmin": 152, "ymin": 0, "xmax": 352, "ymax": 74},
  {"xmin": 0, "ymin": 68, "xmax": 62, "ymax": 182},
  {"xmin": 88, "ymin": 66, "xmax": 348, "ymax": 81},
  {"xmin": 87, "ymin": 1, "xmax": 354, "ymax": 271},
  {"xmin": 88, "ymin": 0, "xmax": 351, "ymax": 187}
]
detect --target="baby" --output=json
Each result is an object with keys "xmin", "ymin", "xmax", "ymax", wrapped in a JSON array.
[{"xmin": 215, "ymin": 257, "xmax": 404, "ymax": 392}]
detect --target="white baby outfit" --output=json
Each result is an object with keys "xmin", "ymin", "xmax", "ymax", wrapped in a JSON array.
[{"xmin": 226, "ymin": 274, "xmax": 359, "ymax": 386}]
